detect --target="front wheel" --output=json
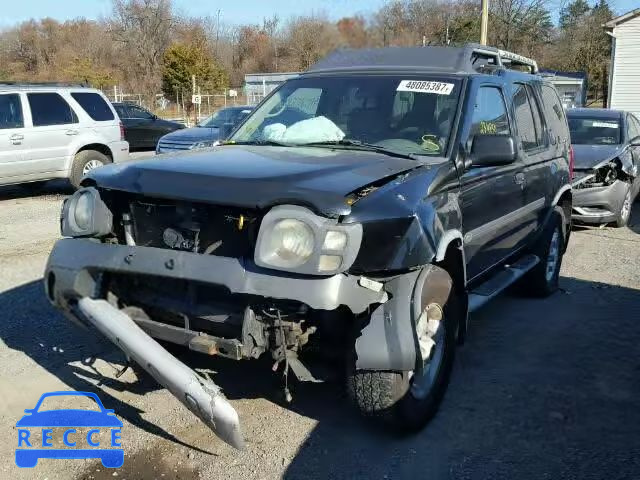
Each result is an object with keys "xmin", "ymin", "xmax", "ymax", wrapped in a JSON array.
[
  {"xmin": 347, "ymin": 271, "xmax": 461, "ymax": 431},
  {"xmin": 614, "ymin": 185, "xmax": 632, "ymax": 228}
]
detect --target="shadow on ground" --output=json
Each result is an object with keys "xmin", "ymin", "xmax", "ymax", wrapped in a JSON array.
[
  {"xmin": 0, "ymin": 180, "xmax": 72, "ymax": 201},
  {"xmin": 1, "ymin": 273, "xmax": 639, "ymax": 478}
]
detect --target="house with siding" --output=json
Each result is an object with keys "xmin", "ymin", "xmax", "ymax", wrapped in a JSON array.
[{"xmin": 605, "ymin": 9, "xmax": 640, "ymax": 117}]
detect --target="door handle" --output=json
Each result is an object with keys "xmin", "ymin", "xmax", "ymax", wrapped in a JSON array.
[
  {"xmin": 65, "ymin": 129, "xmax": 79, "ymax": 136},
  {"xmin": 9, "ymin": 133, "xmax": 24, "ymax": 144},
  {"xmin": 514, "ymin": 173, "xmax": 526, "ymax": 187}
]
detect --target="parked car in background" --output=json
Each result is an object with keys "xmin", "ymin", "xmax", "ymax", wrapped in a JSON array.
[
  {"xmin": 0, "ymin": 82, "xmax": 128, "ymax": 188},
  {"xmin": 568, "ymin": 108, "xmax": 640, "ymax": 227},
  {"xmin": 156, "ymin": 106, "xmax": 253, "ymax": 153},
  {"xmin": 112, "ymin": 102, "xmax": 183, "ymax": 151},
  {"xmin": 46, "ymin": 45, "xmax": 573, "ymax": 449}
]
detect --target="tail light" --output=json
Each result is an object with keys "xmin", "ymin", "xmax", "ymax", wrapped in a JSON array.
[
  {"xmin": 119, "ymin": 121, "xmax": 125, "ymax": 141},
  {"xmin": 568, "ymin": 145, "xmax": 575, "ymax": 180}
]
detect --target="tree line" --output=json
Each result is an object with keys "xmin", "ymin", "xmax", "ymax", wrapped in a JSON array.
[{"xmin": 0, "ymin": 0, "xmax": 615, "ymax": 106}]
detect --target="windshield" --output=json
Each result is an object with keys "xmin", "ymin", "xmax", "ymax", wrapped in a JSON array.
[
  {"xmin": 230, "ymin": 75, "xmax": 462, "ymax": 157},
  {"xmin": 568, "ymin": 116, "xmax": 622, "ymax": 145},
  {"xmin": 200, "ymin": 108, "xmax": 251, "ymax": 128}
]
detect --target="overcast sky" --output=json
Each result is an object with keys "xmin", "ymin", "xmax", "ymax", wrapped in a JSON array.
[{"xmin": 0, "ymin": 0, "xmax": 637, "ymax": 28}]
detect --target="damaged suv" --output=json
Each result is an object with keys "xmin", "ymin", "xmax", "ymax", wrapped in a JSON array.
[
  {"xmin": 567, "ymin": 108, "xmax": 640, "ymax": 227},
  {"xmin": 45, "ymin": 45, "xmax": 573, "ymax": 449}
]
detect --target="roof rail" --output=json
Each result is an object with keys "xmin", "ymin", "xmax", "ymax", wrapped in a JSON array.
[
  {"xmin": 307, "ymin": 44, "xmax": 539, "ymax": 76},
  {"xmin": 468, "ymin": 44, "xmax": 538, "ymax": 73},
  {"xmin": 0, "ymin": 81, "xmax": 89, "ymax": 88}
]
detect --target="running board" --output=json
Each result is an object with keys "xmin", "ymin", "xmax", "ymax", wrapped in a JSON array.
[{"xmin": 468, "ymin": 254, "xmax": 540, "ymax": 313}]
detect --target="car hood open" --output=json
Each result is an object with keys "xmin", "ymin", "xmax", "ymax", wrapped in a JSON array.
[
  {"xmin": 86, "ymin": 145, "xmax": 421, "ymax": 217},
  {"xmin": 572, "ymin": 144, "xmax": 626, "ymax": 170}
]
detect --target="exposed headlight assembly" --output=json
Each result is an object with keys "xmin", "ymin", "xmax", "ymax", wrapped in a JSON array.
[
  {"xmin": 255, "ymin": 205, "xmax": 362, "ymax": 275},
  {"xmin": 61, "ymin": 187, "xmax": 113, "ymax": 238}
]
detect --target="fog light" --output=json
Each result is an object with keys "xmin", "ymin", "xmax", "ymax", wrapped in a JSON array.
[
  {"xmin": 318, "ymin": 255, "xmax": 342, "ymax": 272},
  {"xmin": 323, "ymin": 230, "xmax": 347, "ymax": 251}
]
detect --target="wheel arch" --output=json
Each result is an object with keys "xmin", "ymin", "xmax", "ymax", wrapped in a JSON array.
[
  {"xmin": 434, "ymin": 237, "xmax": 469, "ymax": 344},
  {"xmin": 75, "ymin": 143, "xmax": 114, "ymax": 161}
]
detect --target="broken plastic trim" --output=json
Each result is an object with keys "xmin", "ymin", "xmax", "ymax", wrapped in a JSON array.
[{"xmin": 76, "ymin": 298, "xmax": 244, "ymax": 450}]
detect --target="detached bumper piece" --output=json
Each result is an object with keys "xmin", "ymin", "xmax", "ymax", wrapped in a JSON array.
[
  {"xmin": 571, "ymin": 179, "xmax": 629, "ymax": 224},
  {"xmin": 76, "ymin": 298, "xmax": 245, "ymax": 450}
]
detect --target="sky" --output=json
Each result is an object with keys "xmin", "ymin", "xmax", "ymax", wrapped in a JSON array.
[{"xmin": 0, "ymin": 0, "xmax": 638, "ymax": 28}]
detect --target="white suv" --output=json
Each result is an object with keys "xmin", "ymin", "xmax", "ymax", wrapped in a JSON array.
[{"xmin": 0, "ymin": 83, "xmax": 129, "ymax": 188}]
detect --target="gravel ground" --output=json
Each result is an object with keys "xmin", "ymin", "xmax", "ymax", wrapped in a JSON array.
[{"xmin": 0, "ymin": 169, "xmax": 639, "ymax": 480}]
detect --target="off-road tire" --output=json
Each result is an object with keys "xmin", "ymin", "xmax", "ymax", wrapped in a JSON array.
[
  {"xmin": 70, "ymin": 150, "xmax": 111, "ymax": 189},
  {"xmin": 522, "ymin": 206, "xmax": 566, "ymax": 297},
  {"xmin": 347, "ymin": 287, "xmax": 461, "ymax": 432},
  {"xmin": 614, "ymin": 184, "xmax": 632, "ymax": 228}
]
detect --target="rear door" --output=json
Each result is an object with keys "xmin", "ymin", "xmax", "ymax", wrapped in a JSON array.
[
  {"xmin": 626, "ymin": 114, "xmax": 640, "ymax": 195},
  {"xmin": 512, "ymin": 82, "xmax": 556, "ymax": 237},
  {"xmin": 0, "ymin": 92, "xmax": 29, "ymax": 184},
  {"xmin": 24, "ymin": 92, "xmax": 79, "ymax": 175},
  {"xmin": 69, "ymin": 91, "xmax": 118, "ymax": 143},
  {"xmin": 461, "ymin": 81, "xmax": 527, "ymax": 280}
]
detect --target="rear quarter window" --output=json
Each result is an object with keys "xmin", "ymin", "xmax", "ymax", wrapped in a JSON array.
[
  {"xmin": 71, "ymin": 92, "xmax": 115, "ymax": 121},
  {"xmin": 540, "ymin": 85, "xmax": 569, "ymax": 144}
]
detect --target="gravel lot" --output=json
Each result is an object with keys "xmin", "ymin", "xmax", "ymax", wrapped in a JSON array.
[{"xmin": 0, "ymin": 162, "xmax": 639, "ymax": 479}]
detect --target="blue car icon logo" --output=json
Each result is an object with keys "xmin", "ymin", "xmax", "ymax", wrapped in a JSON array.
[{"xmin": 15, "ymin": 391, "xmax": 123, "ymax": 468}]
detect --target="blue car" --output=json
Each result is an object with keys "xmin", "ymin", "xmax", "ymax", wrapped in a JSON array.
[{"xmin": 16, "ymin": 391, "xmax": 123, "ymax": 468}]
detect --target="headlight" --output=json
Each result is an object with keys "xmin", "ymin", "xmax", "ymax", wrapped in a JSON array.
[
  {"xmin": 61, "ymin": 187, "xmax": 113, "ymax": 238},
  {"xmin": 255, "ymin": 205, "xmax": 362, "ymax": 275},
  {"xmin": 261, "ymin": 219, "xmax": 315, "ymax": 268},
  {"xmin": 74, "ymin": 191, "xmax": 92, "ymax": 230}
]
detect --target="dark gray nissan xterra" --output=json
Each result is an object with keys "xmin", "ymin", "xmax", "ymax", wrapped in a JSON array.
[{"xmin": 45, "ymin": 44, "xmax": 573, "ymax": 449}]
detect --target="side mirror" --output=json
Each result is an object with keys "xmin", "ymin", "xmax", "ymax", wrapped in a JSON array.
[
  {"xmin": 471, "ymin": 135, "xmax": 517, "ymax": 167},
  {"xmin": 152, "ymin": 114, "xmax": 158, "ymax": 121}
]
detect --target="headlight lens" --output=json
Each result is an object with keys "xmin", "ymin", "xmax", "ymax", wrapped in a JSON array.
[
  {"xmin": 74, "ymin": 192, "xmax": 92, "ymax": 230},
  {"xmin": 262, "ymin": 219, "xmax": 315, "ymax": 268},
  {"xmin": 323, "ymin": 230, "xmax": 347, "ymax": 250}
]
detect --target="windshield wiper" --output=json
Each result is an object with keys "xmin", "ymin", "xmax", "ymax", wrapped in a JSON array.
[
  {"xmin": 226, "ymin": 139, "xmax": 290, "ymax": 147},
  {"xmin": 302, "ymin": 139, "xmax": 418, "ymax": 160}
]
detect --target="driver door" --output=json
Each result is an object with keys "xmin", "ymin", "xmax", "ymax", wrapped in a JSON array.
[{"xmin": 461, "ymin": 83, "xmax": 527, "ymax": 281}]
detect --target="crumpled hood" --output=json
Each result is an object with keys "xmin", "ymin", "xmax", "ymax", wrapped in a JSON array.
[
  {"xmin": 159, "ymin": 126, "xmax": 220, "ymax": 143},
  {"xmin": 572, "ymin": 144, "xmax": 626, "ymax": 170},
  {"xmin": 85, "ymin": 145, "xmax": 421, "ymax": 217}
]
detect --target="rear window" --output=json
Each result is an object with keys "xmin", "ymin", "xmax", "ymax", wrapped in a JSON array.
[
  {"xmin": 71, "ymin": 92, "xmax": 114, "ymax": 121},
  {"xmin": 27, "ymin": 93, "xmax": 78, "ymax": 126},
  {"xmin": 540, "ymin": 85, "xmax": 569, "ymax": 143},
  {"xmin": 0, "ymin": 94, "xmax": 24, "ymax": 129}
]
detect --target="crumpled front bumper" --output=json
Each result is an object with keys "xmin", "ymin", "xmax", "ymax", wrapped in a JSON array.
[
  {"xmin": 44, "ymin": 238, "xmax": 387, "ymax": 449},
  {"xmin": 571, "ymin": 179, "xmax": 629, "ymax": 224}
]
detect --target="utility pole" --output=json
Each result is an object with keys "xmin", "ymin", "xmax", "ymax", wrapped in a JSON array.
[{"xmin": 480, "ymin": 0, "xmax": 489, "ymax": 45}]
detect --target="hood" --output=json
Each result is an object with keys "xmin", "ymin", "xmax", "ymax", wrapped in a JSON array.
[
  {"xmin": 572, "ymin": 144, "xmax": 626, "ymax": 170},
  {"xmin": 160, "ymin": 126, "xmax": 220, "ymax": 144},
  {"xmin": 86, "ymin": 145, "xmax": 421, "ymax": 217}
]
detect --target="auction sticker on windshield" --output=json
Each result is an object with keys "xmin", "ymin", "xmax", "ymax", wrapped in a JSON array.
[{"xmin": 397, "ymin": 80, "xmax": 454, "ymax": 95}]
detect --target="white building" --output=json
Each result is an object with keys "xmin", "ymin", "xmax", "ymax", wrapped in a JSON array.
[{"xmin": 605, "ymin": 8, "xmax": 640, "ymax": 116}]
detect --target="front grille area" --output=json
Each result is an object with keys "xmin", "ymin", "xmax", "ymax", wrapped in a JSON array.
[
  {"xmin": 157, "ymin": 139, "xmax": 195, "ymax": 153},
  {"xmin": 127, "ymin": 198, "xmax": 260, "ymax": 259}
]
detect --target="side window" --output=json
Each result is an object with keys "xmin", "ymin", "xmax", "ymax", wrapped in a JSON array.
[
  {"xmin": 513, "ymin": 84, "xmax": 539, "ymax": 151},
  {"xmin": 0, "ymin": 94, "xmax": 24, "ymax": 129},
  {"xmin": 526, "ymin": 85, "xmax": 546, "ymax": 147},
  {"xmin": 128, "ymin": 105, "xmax": 154, "ymax": 119},
  {"xmin": 540, "ymin": 85, "xmax": 569, "ymax": 143},
  {"xmin": 27, "ymin": 93, "xmax": 78, "ymax": 126},
  {"xmin": 71, "ymin": 92, "xmax": 114, "ymax": 121},
  {"xmin": 627, "ymin": 115, "xmax": 640, "ymax": 140},
  {"xmin": 470, "ymin": 86, "xmax": 510, "ymax": 137}
]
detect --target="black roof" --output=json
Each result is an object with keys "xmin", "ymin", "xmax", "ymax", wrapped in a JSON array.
[
  {"xmin": 567, "ymin": 108, "xmax": 623, "ymax": 119},
  {"xmin": 307, "ymin": 44, "xmax": 538, "ymax": 75}
]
